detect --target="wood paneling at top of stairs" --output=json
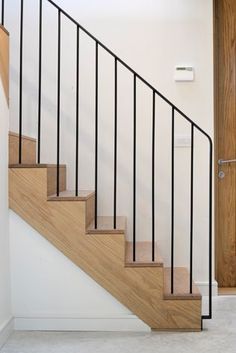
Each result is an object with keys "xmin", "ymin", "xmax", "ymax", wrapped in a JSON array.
[{"xmin": 0, "ymin": 25, "xmax": 9, "ymax": 104}]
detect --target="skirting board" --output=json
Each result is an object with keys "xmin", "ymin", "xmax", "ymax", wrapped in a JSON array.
[
  {"xmin": 13, "ymin": 282, "xmax": 218, "ymax": 333},
  {"xmin": 0, "ymin": 317, "xmax": 14, "ymax": 349},
  {"xmin": 196, "ymin": 280, "xmax": 218, "ymax": 296},
  {"xmin": 14, "ymin": 315, "xmax": 150, "ymax": 332}
]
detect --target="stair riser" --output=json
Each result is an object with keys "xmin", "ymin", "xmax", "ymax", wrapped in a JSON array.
[
  {"xmin": 47, "ymin": 166, "xmax": 67, "ymax": 196},
  {"xmin": 9, "ymin": 132, "xmax": 36, "ymax": 165}
]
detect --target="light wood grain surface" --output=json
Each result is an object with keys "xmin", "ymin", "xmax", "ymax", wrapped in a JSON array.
[
  {"xmin": 125, "ymin": 241, "xmax": 163, "ymax": 267},
  {"xmin": 0, "ymin": 25, "xmax": 9, "ymax": 104},
  {"xmin": 9, "ymin": 132, "xmax": 36, "ymax": 165},
  {"xmin": 164, "ymin": 267, "xmax": 201, "ymax": 300},
  {"xmin": 214, "ymin": 0, "xmax": 236, "ymax": 287}
]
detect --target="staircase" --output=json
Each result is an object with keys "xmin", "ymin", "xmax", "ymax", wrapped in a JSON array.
[
  {"xmin": 9, "ymin": 133, "xmax": 202, "ymax": 331},
  {"xmin": 3, "ymin": 0, "xmax": 213, "ymax": 331}
]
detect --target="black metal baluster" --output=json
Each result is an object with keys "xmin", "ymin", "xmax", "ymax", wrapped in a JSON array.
[
  {"xmin": 19, "ymin": 0, "xmax": 24, "ymax": 164},
  {"xmin": 190, "ymin": 124, "xmax": 194, "ymax": 293},
  {"xmin": 94, "ymin": 41, "xmax": 98, "ymax": 228},
  {"xmin": 171, "ymin": 107, "xmax": 175, "ymax": 293},
  {"xmin": 75, "ymin": 25, "xmax": 80, "ymax": 196},
  {"xmin": 152, "ymin": 91, "xmax": 156, "ymax": 262},
  {"xmin": 208, "ymin": 141, "xmax": 213, "ymax": 318},
  {"xmin": 56, "ymin": 9, "xmax": 61, "ymax": 196},
  {"xmin": 202, "ymin": 139, "xmax": 213, "ymax": 320},
  {"xmin": 133, "ymin": 74, "xmax": 137, "ymax": 262},
  {"xmin": 1, "ymin": 0, "xmax": 4, "ymax": 25},
  {"xmin": 37, "ymin": 0, "xmax": 42, "ymax": 164},
  {"xmin": 113, "ymin": 58, "xmax": 118, "ymax": 229}
]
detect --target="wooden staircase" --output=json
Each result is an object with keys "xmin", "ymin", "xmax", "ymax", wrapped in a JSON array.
[{"xmin": 9, "ymin": 132, "xmax": 202, "ymax": 331}]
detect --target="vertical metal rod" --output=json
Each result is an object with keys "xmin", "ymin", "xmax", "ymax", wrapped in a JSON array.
[
  {"xmin": 152, "ymin": 91, "xmax": 155, "ymax": 262},
  {"xmin": 171, "ymin": 107, "xmax": 175, "ymax": 294},
  {"xmin": 189, "ymin": 124, "xmax": 194, "ymax": 293},
  {"xmin": 19, "ymin": 0, "xmax": 24, "ymax": 164},
  {"xmin": 94, "ymin": 41, "xmax": 98, "ymax": 228},
  {"xmin": 208, "ymin": 140, "xmax": 213, "ymax": 319},
  {"xmin": 75, "ymin": 26, "xmax": 80, "ymax": 196},
  {"xmin": 133, "ymin": 74, "xmax": 137, "ymax": 262},
  {"xmin": 1, "ymin": 0, "xmax": 4, "ymax": 25},
  {"xmin": 56, "ymin": 10, "xmax": 61, "ymax": 196},
  {"xmin": 37, "ymin": 0, "xmax": 42, "ymax": 164},
  {"xmin": 113, "ymin": 58, "xmax": 118, "ymax": 229}
]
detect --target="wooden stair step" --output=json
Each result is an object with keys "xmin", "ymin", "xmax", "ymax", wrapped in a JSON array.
[
  {"xmin": 164, "ymin": 267, "xmax": 201, "ymax": 300},
  {"xmin": 9, "ymin": 163, "xmax": 67, "ymax": 196},
  {"xmin": 48, "ymin": 190, "xmax": 95, "ymax": 201},
  {"xmin": 87, "ymin": 216, "xmax": 126, "ymax": 234},
  {"xmin": 125, "ymin": 241, "xmax": 163, "ymax": 267}
]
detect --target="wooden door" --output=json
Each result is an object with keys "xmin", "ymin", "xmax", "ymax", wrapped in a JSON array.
[{"xmin": 215, "ymin": 0, "xmax": 236, "ymax": 287}]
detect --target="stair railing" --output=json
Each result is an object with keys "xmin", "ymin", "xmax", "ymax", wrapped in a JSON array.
[{"xmin": 1, "ymin": 0, "xmax": 212, "ymax": 321}]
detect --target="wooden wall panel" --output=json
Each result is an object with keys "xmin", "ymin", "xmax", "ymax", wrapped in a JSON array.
[
  {"xmin": 215, "ymin": 0, "xmax": 236, "ymax": 287},
  {"xmin": 0, "ymin": 25, "xmax": 9, "ymax": 104}
]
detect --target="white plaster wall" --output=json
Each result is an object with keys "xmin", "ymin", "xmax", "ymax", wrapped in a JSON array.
[
  {"xmin": 0, "ymin": 79, "xmax": 12, "ymax": 344},
  {"xmin": 6, "ymin": 0, "xmax": 214, "ymax": 325},
  {"xmin": 9, "ymin": 211, "xmax": 149, "ymax": 331}
]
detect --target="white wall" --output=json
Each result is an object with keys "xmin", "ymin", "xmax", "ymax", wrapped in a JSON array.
[
  {"xmin": 0, "ymin": 79, "xmax": 12, "ymax": 345},
  {"xmin": 6, "ymin": 0, "xmax": 215, "ymax": 327},
  {"xmin": 9, "ymin": 211, "xmax": 149, "ymax": 331}
]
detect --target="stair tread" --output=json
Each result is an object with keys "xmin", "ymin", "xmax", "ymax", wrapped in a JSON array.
[
  {"xmin": 164, "ymin": 267, "xmax": 201, "ymax": 300},
  {"xmin": 9, "ymin": 164, "xmax": 66, "ymax": 168},
  {"xmin": 87, "ymin": 216, "xmax": 126, "ymax": 234},
  {"xmin": 125, "ymin": 241, "xmax": 163, "ymax": 267},
  {"xmin": 48, "ymin": 190, "xmax": 94, "ymax": 201}
]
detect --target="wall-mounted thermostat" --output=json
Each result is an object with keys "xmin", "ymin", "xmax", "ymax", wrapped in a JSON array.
[{"xmin": 174, "ymin": 66, "xmax": 194, "ymax": 82}]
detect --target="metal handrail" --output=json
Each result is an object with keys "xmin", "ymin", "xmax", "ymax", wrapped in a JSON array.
[{"xmin": 1, "ymin": 0, "xmax": 213, "ymax": 322}]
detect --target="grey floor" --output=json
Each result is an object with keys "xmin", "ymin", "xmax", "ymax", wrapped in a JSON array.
[{"xmin": 1, "ymin": 296, "xmax": 236, "ymax": 353}]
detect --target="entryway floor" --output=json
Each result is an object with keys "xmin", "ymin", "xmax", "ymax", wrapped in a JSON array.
[{"xmin": 1, "ymin": 296, "xmax": 236, "ymax": 353}]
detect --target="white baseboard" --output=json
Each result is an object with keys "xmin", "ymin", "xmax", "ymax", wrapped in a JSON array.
[
  {"xmin": 13, "ymin": 282, "xmax": 218, "ymax": 333},
  {"xmin": 14, "ymin": 314, "xmax": 150, "ymax": 332},
  {"xmin": 0, "ymin": 317, "xmax": 14, "ymax": 349},
  {"xmin": 195, "ymin": 280, "xmax": 218, "ymax": 296}
]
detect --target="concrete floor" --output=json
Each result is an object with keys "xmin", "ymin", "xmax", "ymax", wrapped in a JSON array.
[{"xmin": 1, "ymin": 296, "xmax": 236, "ymax": 353}]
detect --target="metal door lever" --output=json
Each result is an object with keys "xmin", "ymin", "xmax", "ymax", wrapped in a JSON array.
[{"xmin": 218, "ymin": 159, "xmax": 236, "ymax": 165}]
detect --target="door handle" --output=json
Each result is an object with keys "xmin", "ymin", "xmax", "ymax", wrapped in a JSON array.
[{"xmin": 218, "ymin": 159, "xmax": 236, "ymax": 166}]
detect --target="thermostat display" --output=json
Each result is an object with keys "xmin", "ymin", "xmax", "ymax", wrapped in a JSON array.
[{"xmin": 174, "ymin": 66, "xmax": 194, "ymax": 82}]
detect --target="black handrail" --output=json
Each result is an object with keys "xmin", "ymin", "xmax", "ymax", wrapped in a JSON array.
[
  {"xmin": 2, "ymin": 0, "xmax": 212, "ymax": 321},
  {"xmin": 45, "ymin": 0, "xmax": 211, "ymax": 142}
]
